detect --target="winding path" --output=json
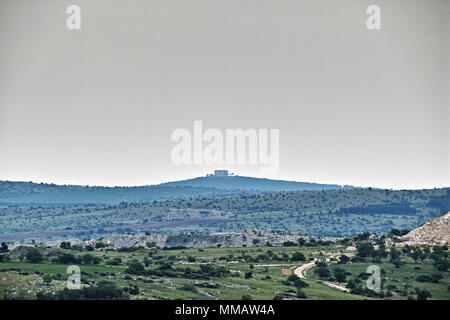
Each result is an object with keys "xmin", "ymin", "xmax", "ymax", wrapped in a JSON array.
[{"xmin": 293, "ymin": 254, "xmax": 350, "ymax": 293}]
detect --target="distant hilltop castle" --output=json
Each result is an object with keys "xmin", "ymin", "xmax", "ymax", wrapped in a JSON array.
[{"xmin": 206, "ymin": 170, "xmax": 232, "ymax": 177}]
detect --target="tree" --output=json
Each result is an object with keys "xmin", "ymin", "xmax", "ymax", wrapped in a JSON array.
[
  {"xmin": 410, "ymin": 248, "xmax": 422, "ymax": 263},
  {"xmin": 392, "ymin": 259, "xmax": 403, "ymax": 269},
  {"xmin": 57, "ymin": 253, "xmax": 79, "ymax": 264},
  {"xmin": 293, "ymin": 278, "xmax": 309, "ymax": 288},
  {"xmin": 42, "ymin": 274, "xmax": 52, "ymax": 285},
  {"xmin": 376, "ymin": 245, "xmax": 388, "ymax": 259},
  {"xmin": 26, "ymin": 248, "xmax": 43, "ymax": 263},
  {"xmin": 81, "ymin": 254, "xmax": 101, "ymax": 265},
  {"xmin": 297, "ymin": 238, "xmax": 306, "ymax": 246},
  {"xmin": 415, "ymin": 288, "xmax": 431, "ymax": 300},
  {"xmin": 60, "ymin": 242, "xmax": 71, "ymax": 250},
  {"xmin": 315, "ymin": 266, "xmax": 331, "ymax": 279},
  {"xmin": 389, "ymin": 248, "xmax": 401, "ymax": 262},
  {"xmin": 0, "ymin": 242, "xmax": 8, "ymax": 253},
  {"xmin": 126, "ymin": 260, "xmax": 145, "ymax": 275},
  {"xmin": 433, "ymin": 260, "xmax": 449, "ymax": 272},
  {"xmin": 296, "ymin": 288, "xmax": 307, "ymax": 298},
  {"xmin": 334, "ymin": 268, "xmax": 346, "ymax": 284},
  {"xmin": 37, "ymin": 281, "xmax": 128, "ymax": 300},
  {"xmin": 430, "ymin": 247, "xmax": 447, "ymax": 261},
  {"xmin": 291, "ymin": 252, "xmax": 306, "ymax": 261},
  {"xmin": 356, "ymin": 242, "xmax": 376, "ymax": 259},
  {"xmin": 244, "ymin": 271, "xmax": 253, "ymax": 279},
  {"xmin": 338, "ymin": 255, "xmax": 350, "ymax": 264}
]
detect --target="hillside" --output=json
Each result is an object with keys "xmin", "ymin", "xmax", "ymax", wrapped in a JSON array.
[
  {"xmin": 1, "ymin": 187, "xmax": 449, "ymax": 240},
  {"xmin": 160, "ymin": 175, "xmax": 355, "ymax": 191},
  {"xmin": 0, "ymin": 181, "xmax": 248, "ymax": 206},
  {"xmin": 0, "ymin": 175, "xmax": 354, "ymax": 206},
  {"xmin": 402, "ymin": 211, "xmax": 450, "ymax": 245}
]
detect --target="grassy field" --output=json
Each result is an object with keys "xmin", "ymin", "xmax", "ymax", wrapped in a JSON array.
[{"xmin": 1, "ymin": 242, "xmax": 448, "ymax": 300}]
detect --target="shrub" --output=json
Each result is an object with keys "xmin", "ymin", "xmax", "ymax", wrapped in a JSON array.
[
  {"xmin": 291, "ymin": 252, "xmax": 306, "ymax": 261},
  {"xmin": 26, "ymin": 248, "xmax": 43, "ymax": 263},
  {"xmin": 296, "ymin": 288, "xmax": 307, "ymax": 299},
  {"xmin": 37, "ymin": 281, "xmax": 128, "ymax": 300},
  {"xmin": 415, "ymin": 288, "xmax": 432, "ymax": 300},
  {"xmin": 57, "ymin": 253, "xmax": 79, "ymax": 264},
  {"xmin": 315, "ymin": 266, "xmax": 331, "ymax": 279},
  {"xmin": 42, "ymin": 274, "xmax": 52, "ymax": 284},
  {"xmin": 126, "ymin": 260, "xmax": 145, "ymax": 275},
  {"xmin": 60, "ymin": 242, "xmax": 71, "ymax": 249}
]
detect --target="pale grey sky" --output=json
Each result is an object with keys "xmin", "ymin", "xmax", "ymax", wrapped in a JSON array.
[{"xmin": 0, "ymin": 0, "xmax": 449, "ymax": 189}]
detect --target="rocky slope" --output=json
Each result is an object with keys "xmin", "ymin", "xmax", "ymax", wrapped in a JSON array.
[
  {"xmin": 43, "ymin": 229, "xmax": 326, "ymax": 249},
  {"xmin": 402, "ymin": 211, "xmax": 450, "ymax": 245}
]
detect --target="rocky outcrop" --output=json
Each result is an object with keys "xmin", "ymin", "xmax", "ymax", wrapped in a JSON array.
[
  {"xmin": 42, "ymin": 229, "xmax": 327, "ymax": 249},
  {"xmin": 402, "ymin": 211, "xmax": 450, "ymax": 245}
]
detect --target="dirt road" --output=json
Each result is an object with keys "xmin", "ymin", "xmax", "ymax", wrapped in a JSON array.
[
  {"xmin": 293, "ymin": 253, "xmax": 351, "ymax": 292},
  {"xmin": 294, "ymin": 261, "xmax": 315, "ymax": 279}
]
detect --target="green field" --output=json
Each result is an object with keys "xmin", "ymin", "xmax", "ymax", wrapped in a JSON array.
[{"xmin": 1, "ymin": 240, "xmax": 448, "ymax": 300}]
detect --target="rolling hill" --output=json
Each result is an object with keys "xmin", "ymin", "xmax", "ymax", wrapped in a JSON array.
[
  {"xmin": 159, "ymin": 175, "xmax": 355, "ymax": 191},
  {"xmin": 0, "ymin": 175, "xmax": 354, "ymax": 206}
]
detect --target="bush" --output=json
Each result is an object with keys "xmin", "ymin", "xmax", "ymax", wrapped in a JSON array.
[
  {"xmin": 108, "ymin": 257, "xmax": 122, "ymax": 265},
  {"xmin": 57, "ymin": 253, "xmax": 79, "ymax": 264},
  {"xmin": 433, "ymin": 260, "xmax": 449, "ymax": 272},
  {"xmin": 80, "ymin": 254, "xmax": 101, "ymax": 265},
  {"xmin": 356, "ymin": 242, "xmax": 376, "ymax": 259},
  {"xmin": 315, "ymin": 266, "xmax": 331, "ymax": 279},
  {"xmin": 291, "ymin": 252, "xmax": 306, "ymax": 261},
  {"xmin": 296, "ymin": 288, "xmax": 307, "ymax": 299},
  {"xmin": 126, "ymin": 260, "xmax": 145, "ymax": 275},
  {"xmin": 416, "ymin": 273, "xmax": 443, "ymax": 283},
  {"xmin": 26, "ymin": 248, "xmax": 43, "ymax": 263},
  {"xmin": 37, "ymin": 281, "xmax": 128, "ymax": 300},
  {"xmin": 42, "ymin": 274, "xmax": 52, "ymax": 284},
  {"xmin": 338, "ymin": 255, "xmax": 350, "ymax": 264},
  {"xmin": 415, "ymin": 288, "xmax": 431, "ymax": 300},
  {"xmin": 60, "ymin": 242, "xmax": 71, "ymax": 249},
  {"xmin": 181, "ymin": 283, "xmax": 197, "ymax": 292},
  {"xmin": 293, "ymin": 278, "xmax": 309, "ymax": 288},
  {"xmin": 0, "ymin": 242, "xmax": 8, "ymax": 253}
]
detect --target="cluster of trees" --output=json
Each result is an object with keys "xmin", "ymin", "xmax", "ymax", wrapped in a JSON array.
[
  {"xmin": 125, "ymin": 259, "xmax": 231, "ymax": 281},
  {"xmin": 53, "ymin": 253, "xmax": 102, "ymax": 265},
  {"xmin": 235, "ymin": 250, "xmax": 306, "ymax": 263},
  {"xmin": 0, "ymin": 242, "xmax": 9, "ymax": 262},
  {"xmin": 0, "ymin": 242, "xmax": 8, "ymax": 253},
  {"xmin": 402, "ymin": 245, "xmax": 448, "ymax": 272},
  {"xmin": 337, "ymin": 203, "xmax": 417, "ymax": 215},
  {"xmin": 37, "ymin": 281, "xmax": 128, "ymax": 300},
  {"xmin": 25, "ymin": 248, "xmax": 44, "ymax": 263},
  {"xmin": 297, "ymin": 238, "xmax": 333, "ymax": 247},
  {"xmin": 23, "ymin": 248, "xmax": 102, "ymax": 265},
  {"xmin": 313, "ymin": 262, "xmax": 348, "ymax": 283}
]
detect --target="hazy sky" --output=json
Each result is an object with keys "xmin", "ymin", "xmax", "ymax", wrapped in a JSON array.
[{"xmin": 0, "ymin": 0, "xmax": 449, "ymax": 189}]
